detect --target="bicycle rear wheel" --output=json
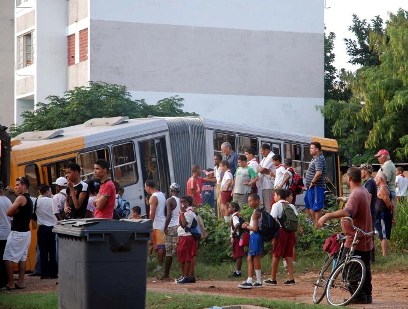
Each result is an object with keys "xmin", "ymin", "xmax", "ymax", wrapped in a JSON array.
[
  {"xmin": 326, "ymin": 258, "xmax": 366, "ymax": 306},
  {"xmin": 313, "ymin": 254, "xmax": 335, "ymax": 304}
]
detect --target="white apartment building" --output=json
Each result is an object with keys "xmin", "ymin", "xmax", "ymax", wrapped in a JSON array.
[{"xmin": 13, "ymin": 0, "xmax": 325, "ymax": 136}]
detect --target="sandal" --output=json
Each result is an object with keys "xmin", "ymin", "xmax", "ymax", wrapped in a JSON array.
[{"xmin": 15, "ymin": 284, "xmax": 26, "ymax": 289}]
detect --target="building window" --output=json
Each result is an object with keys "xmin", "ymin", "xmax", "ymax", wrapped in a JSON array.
[
  {"xmin": 79, "ymin": 28, "xmax": 88, "ymax": 62},
  {"xmin": 17, "ymin": 31, "xmax": 33, "ymax": 69},
  {"xmin": 67, "ymin": 34, "xmax": 75, "ymax": 65}
]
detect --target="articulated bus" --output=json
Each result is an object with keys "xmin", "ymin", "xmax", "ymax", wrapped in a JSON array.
[
  {"xmin": 2, "ymin": 116, "xmax": 341, "ymax": 211},
  {"xmin": 0, "ymin": 116, "xmax": 341, "ymax": 271}
]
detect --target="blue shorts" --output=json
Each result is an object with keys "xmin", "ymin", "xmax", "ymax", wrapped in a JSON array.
[
  {"xmin": 248, "ymin": 232, "xmax": 263, "ymax": 256},
  {"xmin": 305, "ymin": 186, "xmax": 325, "ymax": 211},
  {"xmin": 375, "ymin": 210, "xmax": 392, "ymax": 240}
]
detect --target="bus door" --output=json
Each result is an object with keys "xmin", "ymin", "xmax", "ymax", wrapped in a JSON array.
[{"xmin": 139, "ymin": 137, "xmax": 171, "ymax": 198}]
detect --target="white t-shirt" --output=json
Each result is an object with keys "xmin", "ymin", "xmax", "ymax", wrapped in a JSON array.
[
  {"xmin": 230, "ymin": 212, "xmax": 241, "ymax": 237},
  {"xmin": 52, "ymin": 189, "xmax": 66, "ymax": 215},
  {"xmin": 396, "ymin": 175, "xmax": 408, "ymax": 197},
  {"xmin": 247, "ymin": 158, "xmax": 260, "ymax": 188},
  {"xmin": 0, "ymin": 196, "xmax": 12, "ymax": 240},
  {"xmin": 221, "ymin": 170, "xmax": 233, "ymax": 191},
  {"xmin": 258, "ymin": 151, "xmax": 275, "ymax": 190},
  {"xmin": 152, "ymin": 191, "xmax": 167, "ymax": 230},
  {"xmin": 177, "ymin": 207, "xmax": 196, "ymax": 236},
  {"xmin": 274, "ymin": 165, "xmax": 289, "ymax": 189},
  {"xmin": 35, "ymin": 196, "xmax": 58, "ymax": 227},
  {"xmin": 214, "ymin": 165, "xmax": 222, "ymax": 185},
  {"xmin": 270, "ymin": 201, "xmax": 298, "ymax": 220}
]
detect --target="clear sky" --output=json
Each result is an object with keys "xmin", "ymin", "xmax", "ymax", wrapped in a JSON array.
[{"xmin": 324, "ymin": 0, "xmax": 407, "ymax": 72}]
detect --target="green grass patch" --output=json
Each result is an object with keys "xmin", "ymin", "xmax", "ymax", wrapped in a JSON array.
[{"xmin": 0, "ymin": 291, "xmax": 331, "ymax": 309}]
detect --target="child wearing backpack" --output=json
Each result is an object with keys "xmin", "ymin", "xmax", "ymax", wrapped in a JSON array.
[
  {"xmin": 176, "ymin": 196, "xmax": 198, "ymax": 284},
  {"xmin": 228, "ymin": 202, "xmax": 246, "ymax": 278},
  {"xmin": 238, "ymin": 194, "xmax": 263, "ymax": 289},
  {"xmin": 264, "ymin": 188, "xmax": 299, "ymax": 286}
]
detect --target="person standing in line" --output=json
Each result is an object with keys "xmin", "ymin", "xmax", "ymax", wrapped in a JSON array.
[
  {"xmin": 85, "ymin": 179, "xmax": 100, "ymax": 218},
  {"xmin": 0, "ymin": 182, "xmax": 12, "ymax": 289},
  {"xmin": 201, "ymin": 168, "xmax": 216, "ymax": 209},
  {"xmin": 186, "ymin": 165, "xmax": 205, "ymax": 206},
  {"xmin": 270, "ymin": 154, "xmax": 291, "ymax": 209},
  {"xmin": 162, "ymin": 183, "xmax": 181, "ymax": 280},
  {"xmin": 257, "ymin": 144, "xmax": 275, "ymax": 212},
  {"xmin": 145, "ymin": 179, "xmax": 167, "ymax": 273},
  {"xmin": 395, "ymin": 166, "xmax": 408, "ymax": 202},
  {"xmin": 64, "ymin": 163, "xmax": 89, "ymax": 219},
  {"xmin": 93, "ymin": 159, "xmax": 116, "ymax": 219},
  {"xmin": 232, "ymin": 155, "xmax": 258, "ymax": 206},
  {"xmin": 374, "ymin": 171, "xmax": 393, "ymax": 257},
  {"xmin": 245, "ymin": 148, "xmax": 259, "ymax": 194},
  {"xmin": 360, "ymin": 164, "xmax": 377, "ymax": 263},
  {"xmin": 52, "ymin": 177, "xmax": 68, "ymax": 221},
  {"xmin": 214, "ymin": 155, "xmax": 223, "ymax": 218},
  {"xmin": 35, "ymin": 184, "xmax": 58, "ymax": 279},
  {"xmin": 304, "ymin": 142, "xmax": 327, "ymax": 227},
  {"xmin": 375, "ymin": 149, "xmax": 396, "ymax": 200},
  {"xmin": 219, "ymin": 160, "xmax": 234, "ymax": 222},
  {"xmin": 318, "ymin": 167, "xmax": 373, "ymax": 304},
  {"xmin": 221, "ymin": 142, "xmax": 238, "ymax": 176},
  {"xmin": 3, "ymin": 177, "xmax": 33, "ymax": 290},
  {"xmin": 238, "ymin": 193, "xmax": 263, "ymax": 289},
  {"xmin": 284, "ymin": 158, "xmax": 296, "ymax": 204},
  {"xmin": 228, "ymin": 202, "xmax": 245, "ymax": 278}
]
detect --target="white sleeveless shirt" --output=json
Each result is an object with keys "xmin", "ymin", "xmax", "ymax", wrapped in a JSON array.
[
  {"xmin": 168, "ymin": 196, "xmax": 180, "ymax": 228},
  {"xmin": 152, "ymin": 191, "xmax": 167, "ymax": 230}
]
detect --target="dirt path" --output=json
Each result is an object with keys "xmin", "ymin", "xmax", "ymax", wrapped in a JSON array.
[{"xmin": 4, "ymin": 270, "xmax": 408, "ymax": 308}]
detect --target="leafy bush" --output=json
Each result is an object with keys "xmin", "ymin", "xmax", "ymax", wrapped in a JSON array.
[{"xmin": 391, "ymin": 200, "xmax": 408, "ymax": 251}]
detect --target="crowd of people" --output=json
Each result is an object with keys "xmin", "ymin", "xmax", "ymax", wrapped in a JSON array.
[{"xmin": 0, "ymin": 141, "xmax": 406, "ymax": 305}]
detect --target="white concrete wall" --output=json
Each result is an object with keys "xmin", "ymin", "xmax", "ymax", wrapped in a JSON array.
[
  {"xmin": 0, "ymin": 1, "xmax": 15, "ymax": 127},
  {"xmin": 35, "ymin": 0, "xmax": 67, "ymax": 107},
  {"xmin": 89, "ymin": 0, "xmax": 325, "ymax": 136}
]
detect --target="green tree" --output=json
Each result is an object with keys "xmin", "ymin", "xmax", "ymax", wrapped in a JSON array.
[
  {"xmin": 344, "ymin": 14, "xmax": 384, "ymax": 67},
  {"xmin": 322, "ymin": 10, "xmax": 408, "ymax": 163},
  {"xmin": 12, "ymin": 82, "xmax": 197, "ymax": 136}
]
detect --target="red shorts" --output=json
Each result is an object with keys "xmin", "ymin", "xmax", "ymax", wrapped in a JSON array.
[
  {"xmin": 221, "ymin": 191, "xmax": 233, "ymax": 204},
  {"xmin": 232, "ymin": 237, "xmax": 245, "ymax": 259},
  {"xmin": 273, "ymin": 229, "xmax": 296, "ymax": 258},
  {"xmin": 177, "ymin": 235, "xmax": 198, "ymax": 263}
]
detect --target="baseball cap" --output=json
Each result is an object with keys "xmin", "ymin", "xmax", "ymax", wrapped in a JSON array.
[
  {"xmin": 53, "ymin": 177, "xmax": 68, "ymax": 187},
  {"xmin": 169, "ymin": 183, "xmax": 181, "ymax": 192},
  {"xmin": 359, "ymin": 163, "xmax": 373, "ymax": 173},
  {"xmin": 374, "ymin": 149, "xmax": 389, "ymax": 157}
]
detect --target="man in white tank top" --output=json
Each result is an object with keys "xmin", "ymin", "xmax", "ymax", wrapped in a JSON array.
[
  {"xmin": 162, "ymin": 183, "xmax": 181, "ymax": 280},
  {"xmin": 145, "ymin": 180, "xmax": 167, "ymax": 273}
]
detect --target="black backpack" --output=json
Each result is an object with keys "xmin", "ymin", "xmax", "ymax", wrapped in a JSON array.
[
  {"xmin": 258, "ymin": 208, "xmax": 280, "ymax": 241},
  {"xmin": 279, "ymin": 203, "xmax": 299, "ymax": 232}
]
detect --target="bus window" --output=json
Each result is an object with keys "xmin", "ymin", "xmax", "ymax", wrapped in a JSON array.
[
  {"xmin": 237, "ymin": 136, "xmax": 258, "ymax": 156},
  {"xmin": 112, "ymin": 142, "xmax": 138, "ymax": 187},
  {"xmin": 302, "ymin": 144, "xmax": 313, "ymax": 177},
  {"xmin": 77, "ymin": 148, "xmax": 109, "ymax": 179},
  {"xmin": 25, "ymin": 164, "xmax": 39, "ymax": 197},
  {"xmin": 284, "ymin": 143, "xmax": 302, "ymax": 174},
  {"xmin": 323, "ymin": 151, "xmax": 338, "ymax": 195},
  {"xmin": 43, "ymin": 159, "xmax": 75, "ymax": 193},
  {"xmin": 213, "ymin": 132, "xmax": 236, "ymax": 156},
  {"xmin": 260, "ymin": 141, "xmax": 281, "ymax": 158}
]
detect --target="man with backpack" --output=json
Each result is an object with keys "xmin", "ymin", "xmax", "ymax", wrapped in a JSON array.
[
  {"xmin": 264, "ymin": 188, "xmax": 298, "ymax": 286},
  {"xmin": 284, "ymin": 158, "xmax": 304, "ymax": 205}
]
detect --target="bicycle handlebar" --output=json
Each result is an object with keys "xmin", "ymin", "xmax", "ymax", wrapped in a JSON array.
[{"xmin": 341, "ymin": 217, "xmax": 374, "ymax": 236}]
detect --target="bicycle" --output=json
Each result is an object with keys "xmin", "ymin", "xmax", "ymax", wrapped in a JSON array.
[
  {"xmin": 325, "ymin": 217, "xmax": 374, "ymax": 306},
  {"xmin": 313, "ymin": 233, "xmax": 346, "ymax": 304}
]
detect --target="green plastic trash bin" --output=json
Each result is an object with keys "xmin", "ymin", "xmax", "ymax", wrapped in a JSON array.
[{"xmin": 53, "ymin": 218, "xmax": 152, "ymax": 309}]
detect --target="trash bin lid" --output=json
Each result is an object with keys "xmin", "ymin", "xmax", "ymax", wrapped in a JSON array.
[{"xmin": 52, "ymin": 218, "xmax": 152, "ymax": 237}]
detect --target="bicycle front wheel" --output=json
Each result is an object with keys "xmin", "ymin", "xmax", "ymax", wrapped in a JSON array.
[
  {"xmin": 313, "ymin": 254, "xmax": 335, "ymax": 304},
  {"xmin": 326, "ymin": 258, "xmax": 366, "ymax": 306}
]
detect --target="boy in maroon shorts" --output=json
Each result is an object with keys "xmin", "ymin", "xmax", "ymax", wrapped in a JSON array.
[
  {"xmin": 176, "ymin": 196, "xmax": 198, "ymax": 284},
  {"xmin": 264, "ymin": 189, "xmax": 298, "ymax": 286},
  {"xmin": 228, "ymin": 202, "xmax": 245, "ymax": 277}
]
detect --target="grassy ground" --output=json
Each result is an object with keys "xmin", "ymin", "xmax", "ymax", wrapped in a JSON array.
[{"xmin": 0, "ymin": 290, "xmax": 333, "ymax": 309}]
